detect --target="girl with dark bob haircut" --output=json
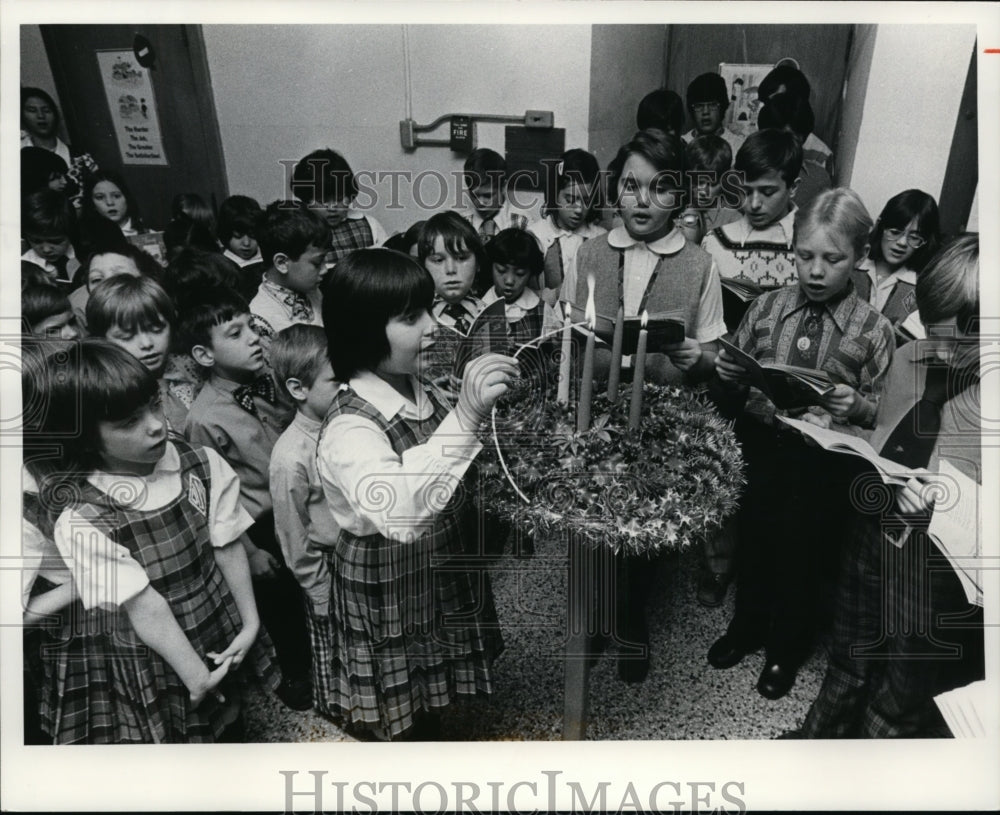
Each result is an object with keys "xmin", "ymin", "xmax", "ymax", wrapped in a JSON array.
[{"xmin": 321, "ymin": 247, "xmax": 435, "ymax": 382}]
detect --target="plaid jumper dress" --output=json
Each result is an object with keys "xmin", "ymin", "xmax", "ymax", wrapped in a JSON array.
[
  {"xmin": 328, "ymin": 217, "xmax": 375, "ymax": 267},
  {"xmin": 41, "ymin": 440, "xmax": 280, "ymax": 743},
  {"xmin": 319, "ymin": 387, "xmax": 504, "ymax": 739}
]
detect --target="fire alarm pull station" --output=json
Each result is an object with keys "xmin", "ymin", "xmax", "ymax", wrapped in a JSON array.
[{"xmin": 449, "ymin": 116, "xmax": 474, "ymax": 153}]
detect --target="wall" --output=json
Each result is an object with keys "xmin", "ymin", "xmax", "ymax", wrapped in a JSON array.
[
  {"xmin": 834, "ymin": 23, "xmax": 876, "ymax": 189},
  {"xmin": 18, "ymin": 24, "xmax": 68, "ymax": 143},
  {"xmin": 587, "ymin": 25, "xmax": 666, "ymax": 170},
  {"xmin": 842, "ymin": 24, "xmax": 977, "ymax": 218},
  {"xmin": 201, "ymin": 25, "xmax": 592, "ymax": 235}
]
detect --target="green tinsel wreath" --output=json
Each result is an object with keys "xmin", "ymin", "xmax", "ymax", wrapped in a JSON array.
[{"xmin": 478, "ymin": 380, "xmax": 746, "ymax": 557}]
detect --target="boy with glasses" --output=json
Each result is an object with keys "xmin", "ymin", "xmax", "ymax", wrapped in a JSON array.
[{"xmin": 682, "ymin": 72, "xmax": 746, "ymax": 157}]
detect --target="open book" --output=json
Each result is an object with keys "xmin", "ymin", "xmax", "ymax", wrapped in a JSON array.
[
  {"xmin": 720, "ymin": 278, "xmax": 771, "ymax": 329},
  {"xmin": 776, "ymin": 416, "xmax": 913, "ymax": 486},
  {"xmin": 927, "ymin": 458, "xmax": 983, "ymax": 607},
  {"xmin": 934, "ymin": 680, "xmax": 996, "ymax": 738},
  {"xmin": 893, "ymin": 309, "xmax": 927, "ymax": 344},
  {"xmin": 719, "ymin": 338, "xmax": 835, "ymax": 409},
  {"xmin": 563, "ymin": 302, "xmax": 686, "ymax": 354}
]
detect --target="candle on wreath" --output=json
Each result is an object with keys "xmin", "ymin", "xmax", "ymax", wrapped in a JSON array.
[
  {"xmin": 557, "ymin": 301, "xmax": 572, "ymax": 405},
  {"xmin": 577, "ymin": 276, "xmax": 596, "ymax": 432},
  {"xmin": 607, "ymin": 303, "xmax": 624, "ymax": 402},
  {"xmin": 628, "ymin": 310, "xmax": 649, "ymax": 431}
]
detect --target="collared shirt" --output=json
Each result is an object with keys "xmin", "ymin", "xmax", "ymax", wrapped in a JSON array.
[
  {"xmin": 316, "ymin": 370, "xmax": 482, "ymax": 541},
  {"xmin": 22, "ymin": 246, "xmax": 79, "ymax": 282},
  {"xmin": 183, "ymin": 374, "xmax": 292, "ymax": 520},
  {"xmin": 249, "ymin": 273, "xmax": 324, "ymax": 337},
  {"xmin": 606, "ymin": 225, "xmax": 726, "ymax": 344},
  {"xmin": 856, "ymin": 257, "xmax": 918, "ymax": 312},
  {"xmin": 21, "ymin": 470, "xmax": 72, "ymax": 609},
  {"xmin": 527, "ymin": 214, "xmax": 607, "ymax": 301},
  {"xmin": 269, "ymin": 410, "xmax": 340, "ymax": 613},
  {"xmin": 223, "ymin": 248, "xmax": 263, "ymax": 268},
  {"xmin": 481, "ymin": 286, "xmax": 562, "ymax": 335},
  {"xmin": 431, "ymin": 294, "xmax": 484, "ymax": 333},
  {"xmin": 701, "ymin": 208, "xmax": 799, "ymax": 288},
  {"xmin": 730, "ymin": 283, "xmax": 894, "ymax": 426},
  {"xmin": 52, "ymin": 442, "xmax": 252, "ymax": 610},
  {"xmin": 682, "ymin": 126, "xmax": 746, "ymax": 156},
  {"xmin": 458, "ymin": 196, "xmax": 537, "ymax": 234}
]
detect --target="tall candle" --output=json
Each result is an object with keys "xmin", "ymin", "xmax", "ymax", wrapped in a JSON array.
[
  {"xmin": 628, "ymin": 311, "xmax": 649, "ymax": 430},
  {"xmin": 557, "ymin": 302, "xmax": 572, "ymax": 405},
  {"xmin": 577, "ymin": 276, "xmax": 597, "ymax": 432},
  {"xmin": 607, "ymin": 304, "xmax": 624, "ymax": 402}
]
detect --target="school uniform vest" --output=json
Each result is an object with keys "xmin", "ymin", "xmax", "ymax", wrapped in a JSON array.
[
  {"xmin": 575, "ymin": 234, "xmax": 713, "ymax": 336},
  {"xmin": 850, "ymin": 269, "xmax": 918, "ymax": 328},
  {"xmin": 329, "ymin": 217, "xmax": 375, "ymax": 266}
]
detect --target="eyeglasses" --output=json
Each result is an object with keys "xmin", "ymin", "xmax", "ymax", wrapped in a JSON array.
[
  {"xmin": 884, "ymin": 227, "xmax": 927, "ymax": 249},
  {"xmin": 692, "ymin": 102, "xmax": 721, "ymax": 114}
]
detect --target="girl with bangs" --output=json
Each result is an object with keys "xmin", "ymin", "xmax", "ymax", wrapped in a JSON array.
[
  {"xmin": 29, "ymin": 340, "xmax": 277, "ymax": 743},
  {"xmin": 87, "ymin": 274, "xmax": 189, "ymax": 431}
]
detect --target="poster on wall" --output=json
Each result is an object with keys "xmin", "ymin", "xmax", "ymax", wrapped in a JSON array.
[
  {"xmin": 96, "ymin": 49, "xmax": 168, "ymax": 166},
  {"xmin": 719, "ymin": 62, "xmax": 774, "ymax": 137}
]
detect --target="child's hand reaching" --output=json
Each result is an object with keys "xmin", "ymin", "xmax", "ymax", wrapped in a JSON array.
[
  {"xmin": 456, "ymin": 353, "xmax": 520, "ymax": 428},
  {"xmin": 189, "ymin": 655, "xmax": 233, "ymax": 707},
  {"xmin": 895, "ymin": 469, "xmax": 938, "ymax": 515}
]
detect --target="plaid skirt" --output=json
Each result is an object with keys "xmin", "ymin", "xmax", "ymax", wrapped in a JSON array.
[{"xmin": 327, "ymin": 529, "xmax": 504, "ymax": 739}]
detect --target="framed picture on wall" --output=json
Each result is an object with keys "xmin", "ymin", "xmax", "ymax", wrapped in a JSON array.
[{"xmin": 719, "ymin": 62, "xmax": 774, "ymax": 136}]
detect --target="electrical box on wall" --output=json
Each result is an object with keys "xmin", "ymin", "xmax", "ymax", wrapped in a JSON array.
[
  {"xmin": 504, "ymin": 126, "xmax": 565, "ymax": 191},
  {"xmin": 449, "ymin": 115, "xmax": 475, "ymax": 153}
]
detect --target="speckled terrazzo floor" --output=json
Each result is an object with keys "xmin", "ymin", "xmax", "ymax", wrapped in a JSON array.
[{"xmin": 244, "ymin": 536, "xmax": 826, "ymax": 742}]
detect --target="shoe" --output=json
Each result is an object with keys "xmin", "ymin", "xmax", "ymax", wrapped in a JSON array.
[
  {"xmin": 275, "ymin": 677, "xmax": 313, "ymax": 711},
  {"xmin": 756, "ymin": 661, "xmax": 797, "ymax": 700},
  {"xmin": 617, "ymin": 652, "xmax": 650, "ymax": 683},
  {"xmin": 707, "ymin": 632, "xmax": 761, "ymax": 669},
  {"xmin": 696, "ymin": 572, "xmax": 731, "ymax": 607}
]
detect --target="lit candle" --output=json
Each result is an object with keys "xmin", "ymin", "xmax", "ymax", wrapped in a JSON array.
[
  {"xmin": 577, "ymin": 276, "xmax": 596, "ymax": 433},
  {"xmin": 557, "ymin": 302, "xmax": 572, "ymax": 405},
  {"xmin": 628, "ymin": 310, "xmax": 649, "ymax": 431},
  {"xmin": 607, "ymin": 303, "xmax": 624, "ymax": 402}
]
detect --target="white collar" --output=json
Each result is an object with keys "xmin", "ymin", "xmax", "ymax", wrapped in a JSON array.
[
  {"xmin": 731, "ymin": 207, "xmax": 796, "ymax": 247},
  {"xmin": 88, "ymin": 441, "xmax": 181, "ymax": 500},
  {"xmin": 223, "ymin": 248, "xmax": 262, "ymax": 267},
  {"xmin": 860, "ymin": 257, "xmax": 917, "ymax": 287},
  {"xmin": 482, "ymin": 287, "xmax": 540, "ymax": 310},
  {"xmin": 348, "ymin": 370, "xmax": 434, "ymax": 422},
  {"xmin": 607, "ymin": 224, "xmax": 686, "ymax": 256},
  {"xmin": 346, "ymin": 208, "xmax": 364, "ymax": 221}
]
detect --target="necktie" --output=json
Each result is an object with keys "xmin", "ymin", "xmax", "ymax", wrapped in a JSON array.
[
  {"xmin": 479, "ymin": 217, "xmax": 498, "ymax": 243},
  {"xmin": 233, "ymin": 375, "xmax": 277, "ymax": 417},
  {"xmin": 544, "ymin": 238, "xmax": 564, "ymax": 290},
  {"xmin": 789, "ymin": 302, "xmax": 825, "ymax": 368},
  {"xmin": 52, "ymin": 255, "xmax": 70, "ymax": 283},
  {"xmin": 444, "ymin": 302, "xmax": 472, "ymax": 336}
]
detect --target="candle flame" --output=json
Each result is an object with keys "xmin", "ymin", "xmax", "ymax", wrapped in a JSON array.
[
  {"xmin": 641, "ymin": 309, "xmax": 649, "ymax": 328},
  {"xmin": 585, "ymin": 275, "xmax": 596, "ymax": 329}
]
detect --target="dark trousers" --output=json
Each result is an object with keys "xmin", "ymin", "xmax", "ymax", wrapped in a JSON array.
[
  {"xmin": 802, "ymin": 512, "xmax": 984, "ymax": 737},
  {"xmin": 728, "ymin": 417, "xmax": 858, "ymax": 664},
  {"xmin": 247, "ymin": 512, "xmax": 311, "ymax": 682}
]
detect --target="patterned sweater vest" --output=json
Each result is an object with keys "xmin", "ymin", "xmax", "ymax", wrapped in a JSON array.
[
  {"xmin": 575, "ymin": 235, "xmax": 712, "ymax": 338},
  {"xmin": 851, "ymin": 270, "xmax": 919, "ymax": 327},
  {"xmin": 329, "ymin": 218, "xmax": 375, "ymax": 265}
]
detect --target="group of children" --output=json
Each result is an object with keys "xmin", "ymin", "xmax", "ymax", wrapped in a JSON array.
[{"xmin": 19, "ymin": 60, "xmax": 983, "ymax": 742}]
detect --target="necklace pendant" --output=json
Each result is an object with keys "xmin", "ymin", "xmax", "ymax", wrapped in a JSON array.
[{"xmin": 797, "ymin": 336, "xmax": 811, "ymax": 352}]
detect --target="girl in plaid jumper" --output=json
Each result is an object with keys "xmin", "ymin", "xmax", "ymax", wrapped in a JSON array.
[
  {"xmin": 31, "ymin": 340, "xmax": 278, "ymax": 743},
  {"xmin": 317, "ymin": 249, "xmax": 518, "ymax": 740}
]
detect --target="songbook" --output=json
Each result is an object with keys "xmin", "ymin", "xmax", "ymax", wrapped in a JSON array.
[
  {"xmin": 127, "ymin": 231, "xmax": 168, "ymax": 267},
  {"xmin": 776, "ymin": 416, "xmax": 914, "ymax": 486},
  {"xmin": 894, "ymin": 309, "xmax": 927, "ymax": 344},
  {"xmin": 719, "ymin": 338, "xmax": 836, "ymax": 409},
  {"xmin": 720, "ymin": 277, "xmax": 770, "ymax": 329},
  {"xmin": 562, "ymin": 302, "xmax": 686, "ymax": 354},
  {"xmin": 927, "ymin": 458, "xmax": 983, "ymax": 607},
  {"xmin": 934, "ymin": 680, "xmax": 996, "ymax": 738}
]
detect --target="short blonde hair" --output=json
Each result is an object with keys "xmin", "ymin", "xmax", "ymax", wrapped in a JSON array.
[
  {"xmin": 916, "ymin": 233, "xmax": 979, "ymax": 331},
  {"xmin": 793, "ymin": 187, "xmax": 873, "ymax": 258}
]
